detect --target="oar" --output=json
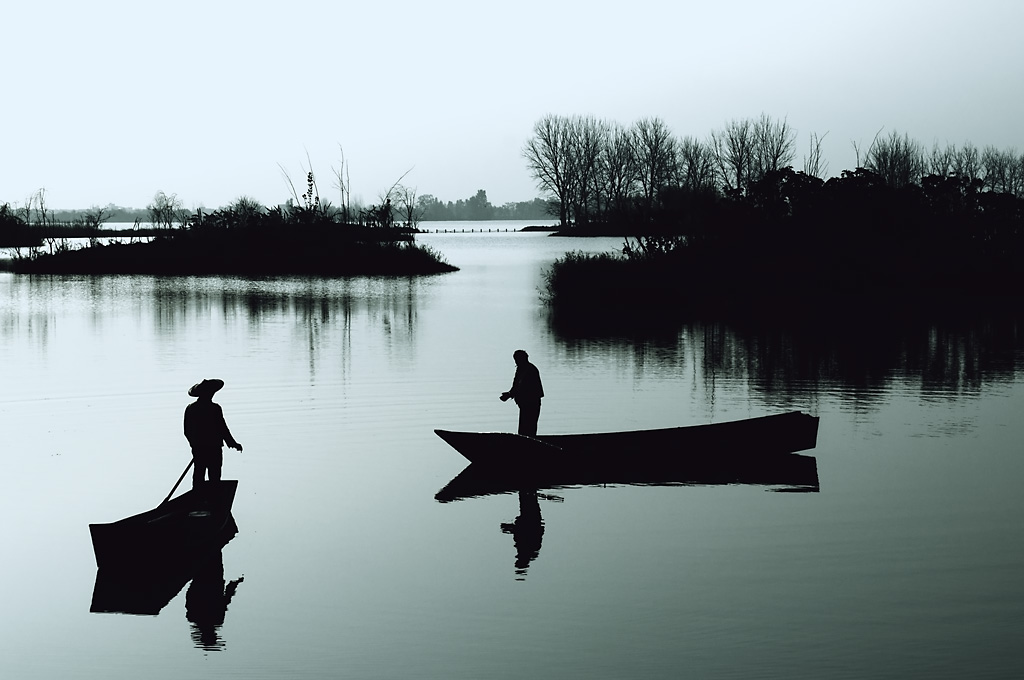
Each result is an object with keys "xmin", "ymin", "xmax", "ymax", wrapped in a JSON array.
[{"xmin": 162, "ymin": 459, "xmax": 194, "ymax": 505}]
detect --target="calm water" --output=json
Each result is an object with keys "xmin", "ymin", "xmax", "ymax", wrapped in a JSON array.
[{"xmin": 2, "ymin": 222, "xmax": 1022, "ymax": 679}]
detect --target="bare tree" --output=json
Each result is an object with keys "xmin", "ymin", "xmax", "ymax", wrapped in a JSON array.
[
  {"xmin": 981, "ymin": 145, "xmax": 1023, "ymax": 195},
  {"xmin": 147, "ymin": 191, "xmax": 187, "ymax": 229},
  {"xmin": 633, "ymin": 117, "xmax": 678, "ymax": 217},
  {"xmin": 802, "ymin": 131, "xmax": 829, "ymax": 180},
  {"xmin": 863, "ymin": 130, "xmax": 926, "ymax": 188},
  {"xmin": 928, "ymin": 142, "xmax": 955, "ymax": 177},
  {"xmin": 677, "ymin": 136, "xmax": 717, "ymax": 191},
  {"xmin": 751, "ymin": 113, "xmax": 796, "ymax": 180},
  {"xmin": 599, "ymin": 122, "xmax": 639, "ymax": 219},
  {"xmin": 567, "ymin": 115, "xmax": 607, "ymax": 227},
  {"xmin": 82, "ymin": 205, "xmax": 111, "ymax": 230},
  {"xmin": 710, "ymin": 118, "xmax": 755, "ymax": 192},
  {"xmin": 394, "ymin": 184, "xmax": 423, "ymax": 229},
  {"xmin": 523, "ymin": 114, "xmax": 575, "ymax": 227},
  {"xmin": 951, "ymin": 142, "xmax": 980, "ymax": 183}
]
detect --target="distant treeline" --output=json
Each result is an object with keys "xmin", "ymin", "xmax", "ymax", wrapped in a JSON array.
[
  {"xmin": 415, "ymin": 191, "xmax": 552, "ymax": 221},
  {"xmin": 2, "ymin": 191, "xmax": 551, "ymax": 229}
]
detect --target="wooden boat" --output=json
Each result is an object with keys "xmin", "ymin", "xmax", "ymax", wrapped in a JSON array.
[
  {"xmin": 89, "ymin": 480, "xmax": 239, "ymax": 573},
  {"xmin": 434, "ymin": 411, "xmax": 820, "ymax": 466}
]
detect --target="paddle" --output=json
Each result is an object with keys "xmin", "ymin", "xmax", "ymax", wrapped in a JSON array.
[{"xmin": 162, "ymin": 459, "xmax": 194, "ymax": 505}]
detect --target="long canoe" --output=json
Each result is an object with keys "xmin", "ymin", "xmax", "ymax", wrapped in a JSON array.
[
  {"xmin": 89, "ymin": 480, "xmax": 238, "ymax": 573},
  {"xmin": 434, "ymin": 411, "xmax": 820, "ymax": 466}
]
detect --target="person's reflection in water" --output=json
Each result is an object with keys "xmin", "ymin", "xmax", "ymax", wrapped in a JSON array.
[
  {"xmin": 500, "ymin": 489, "xmax": 545, "ymax": 580},
  {"xmin": 185, "ymin": 551, "xmax": 243, "ymax": 651}
]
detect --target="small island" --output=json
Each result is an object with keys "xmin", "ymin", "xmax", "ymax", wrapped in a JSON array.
[{"xmin": 1, "ymin": 183, "xmax": 457, "ymax": 276}]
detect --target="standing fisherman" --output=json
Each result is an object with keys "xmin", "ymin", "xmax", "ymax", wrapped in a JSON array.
[
  {"xmin": 184, "ymin": 379, "xmax": 243, "ymax": 487},
  {"xmin": 500, "ymin": 350, "xmax": 544, "ymax": 436}
]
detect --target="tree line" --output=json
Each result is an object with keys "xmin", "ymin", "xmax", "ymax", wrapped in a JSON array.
[
  {"xmin": 523, "ymin": 113, "xmax": 1024, "ymax": 232},
  {"xmin": 533, "ymin": 114, "xmax": 1024, "ymax": 312},
  {"xmin": 414, "ymin": 191, "xmax": 550, "ymax": 221}
]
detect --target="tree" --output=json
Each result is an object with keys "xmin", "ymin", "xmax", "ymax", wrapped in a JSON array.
[
  {"xmin": 465, "ymin": 189, "xmax": 493, "ymax": 221},
  {"xmin": 147, "ymin": 191, "xmax": 186, "ymax": 229},
  {"xmin": 523, "ymin": 114, "xmax": 574, "ymax": 227},
  {"xmin": 802, "ymin": 131, "xmax": 829, "ymax": 180},
  {"xmin": 710, "ymin": 118, "xmax": 755, "ymax": 192},
  {"xmin": 751, "ymin": 113, "xmax": 797, "ymax": 182},
  {"xmin": 566, "ymin": 116, "xmax": 607, "ymax": 228},
  {"xmin": 81, "ymin": 205, "xmax": 112, "ymax": 230},
  {"xmin": 863, "ymin": 130, "xmax": 926, "ymax": 189},
  {"xmin": 981, "ymin": 145, "xmax": 1023, "ymax": 196},
  {"xmin": 633, "ymin": 117, "xmax": 678, "ymax": 220},
  {"xmin": 395, "ymin": 185, "xmax": 424, "ymax": 228},
  {"xmin": 599, "ymin": 122, "xmax": 639, "ymax": 222},
  {"xmin": 677, "ymin": 136, "xmax": 717, "ymax": 192}
]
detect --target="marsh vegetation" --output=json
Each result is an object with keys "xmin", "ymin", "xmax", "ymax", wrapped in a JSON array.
[{"xmin": 4, "ymin": 175, "xmax": 456, "ymax": 276}]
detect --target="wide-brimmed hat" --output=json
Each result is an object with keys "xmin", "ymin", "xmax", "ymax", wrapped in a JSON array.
[{"xmin": 188, "ymin": 378, "xmax": 225, "ymax": 397}]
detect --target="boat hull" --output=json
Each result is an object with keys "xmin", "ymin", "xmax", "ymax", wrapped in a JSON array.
[
  {"xmin": 89, "ymin": 480, "xmax": 238, "ymax": 573},
  {"xmin": 435, "ymin": 411, "xmax": 820, "ymax": 466}
]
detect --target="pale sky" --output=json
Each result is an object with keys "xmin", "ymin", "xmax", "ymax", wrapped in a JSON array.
[{"xmin": 3, "ymin": 0, "xmax": 1022, "ymax": 210}]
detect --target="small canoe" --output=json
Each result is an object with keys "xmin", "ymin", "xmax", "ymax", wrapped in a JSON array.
[
  {"xmin": 434, "ymin": 411, "xmax": 820, "ymax": 465},
  {"xmin": 89, "ymin": 480, "xmax": 239, "ymax": 573}
]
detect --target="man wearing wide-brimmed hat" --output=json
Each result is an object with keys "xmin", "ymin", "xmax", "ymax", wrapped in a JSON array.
[{"xmin": 184, "ymin": 379, "xmax": 243, "ymax": 487}]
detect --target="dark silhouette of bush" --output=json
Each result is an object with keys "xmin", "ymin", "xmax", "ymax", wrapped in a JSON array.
[
  {"xmin": 544, "ymin": 166, "xmax": 1024, "ymax": 312},
  {"xmin": 0, "ymin": 203, "xmax": 41, "ymax": 248},
  {"xmin": 11, "ymin": 201, "xmax": 457, "ymax": 276}
]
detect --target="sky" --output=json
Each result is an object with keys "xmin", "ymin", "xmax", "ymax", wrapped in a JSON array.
[{"xmin": 2, "ymin": 0, "xmax": 1022, "ymax": 210}]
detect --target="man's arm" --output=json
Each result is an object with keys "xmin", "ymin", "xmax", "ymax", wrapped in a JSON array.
[{"xmin": 217, "ymin": 405, "xmax": 243, "ymax": 451}]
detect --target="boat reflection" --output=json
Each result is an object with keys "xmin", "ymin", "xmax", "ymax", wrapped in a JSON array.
[
  {"xmin": 436, "ymin": 452, "xmax": 819, "ymax": 578},
  {"xmin": 436, "ymin": 453, "xmax": 820, "ymax": 503},
  {"xmin": 90, "ymin": 547, "xmax": 244, "ymax": 651}
]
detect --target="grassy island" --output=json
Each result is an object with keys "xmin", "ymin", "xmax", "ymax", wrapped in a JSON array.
[{"xmin": 3, "ymin": 197, "xmax": 457, "ymax": 276}]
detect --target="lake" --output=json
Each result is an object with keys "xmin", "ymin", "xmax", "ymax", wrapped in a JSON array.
[{"xmin": 2, "ymin": 221, "xmax": 1022, "ymax": 679}]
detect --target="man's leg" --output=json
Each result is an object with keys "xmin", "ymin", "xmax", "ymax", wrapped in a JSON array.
[
  {"xmin": 207, "ymin": 450, "xmax": 224, "ymax": 482},
  {"xmin": 518, "ymin": 401, "xmax": 540, "ymax": 436},
  {"xmin": 192, "ymin": 453, "xmax": 207, "ymax": 487}
]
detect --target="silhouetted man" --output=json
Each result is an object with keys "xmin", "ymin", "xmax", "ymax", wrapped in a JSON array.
[
  {"xmin": 184, "ymin": 379, "xmax": 242, "ymax": 487},
  {"xmin": 500, "ymin": 349, "xmax": 544, "ymax": 436}
]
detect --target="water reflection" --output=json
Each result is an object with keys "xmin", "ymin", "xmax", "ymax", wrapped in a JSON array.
[
  {"xmin": 91, "ymin": 564, "xmax": 195, "ymax": 616},
  {"xmin": 90, "ymin": 547, "xmax": 244, "ymax": 650},
  {"xmin": 499, "ymin": 489, "xmax": 547, "ymax": 580},
  {"xmin": 185, "ymin": 551, "xmax": 244, "ymax": 652},
  {"xmin": 0, "ymin": 274, "xmax": 426, "ymax": 372},
  {"xmin": 550, "ymin": 309, "xmax": 1023, "ymax": 405},
  {"xmin": 437, "ymin": 454, "xmax": 820, "ymax": 502},
  {"xmin": 437, "ymin": 454, "xmax": 819, "ymax": 579}
]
